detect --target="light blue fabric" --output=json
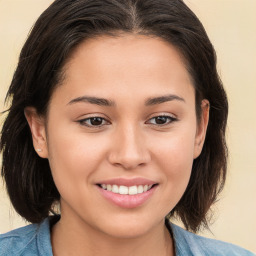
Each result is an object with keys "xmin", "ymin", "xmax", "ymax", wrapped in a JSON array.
[
  {"xmin": 0, "ymin": 219, "xmax": 52, "ymax": 256},
  {"xmin": 0, "ymin": 217, "xmax": 254, "ymax": 256},
  {"xmin": 169, "ymin": 223, "xmax": 255, "ymax": 256}
]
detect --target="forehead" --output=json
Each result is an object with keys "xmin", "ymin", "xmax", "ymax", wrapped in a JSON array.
[
  {"xmin": 66, "ymin": 34, "xmax": 190, "ymax": 80},
  {"xmin": 53, "ymin": 34, "xmax": 194, "ymax": 106}
]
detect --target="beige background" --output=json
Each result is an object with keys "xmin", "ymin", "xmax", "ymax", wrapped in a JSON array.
[{"xmin": 0, "ymin": 0, "xmax": 255, "ymax": 253}]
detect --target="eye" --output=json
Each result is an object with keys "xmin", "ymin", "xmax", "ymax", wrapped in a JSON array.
[
  {"xmin": 78, "ymin": 117, "xmax": 109, "ymax": 127},
  {"xmin": 147, "ymin": 115, "xmax": 177, "ymax": 126}
]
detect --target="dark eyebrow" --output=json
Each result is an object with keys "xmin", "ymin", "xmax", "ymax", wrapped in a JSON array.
[
  {"xmin": 145, "ymin": 94, "xmax": 185, "ymax": 106},
  {"xmin": 67, "ymin": 94, "xmax": 185, "ymax": 107},
  {"xmin": 67, "ymin": 96, "xmax": 116, "ymax": 107}
]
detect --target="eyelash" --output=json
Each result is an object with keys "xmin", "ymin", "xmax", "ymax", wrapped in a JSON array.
[
  {"xmin": 78, "ymin": 117, "xmax": 110, "ymax": 128},
  {"xmin": 147, "ymin": 115, "xmax": 178, "ymax": 126},
  {"xmin": 77, "ymin": 114, "xmax": 178, "ymax": 129}
]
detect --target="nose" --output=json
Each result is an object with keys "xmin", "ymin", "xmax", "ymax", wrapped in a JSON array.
[{"xmin": 108, "ymin": 124, "xmax": 151, "ymax": 170}]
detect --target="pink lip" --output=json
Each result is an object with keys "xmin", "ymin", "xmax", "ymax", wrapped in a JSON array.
[
  {"xmin": 96, "ymin": 177, "xmax": 158, "ymax": 208},
  {"xmin": 97, "ymin": 185, "xmax": 157, "ymax": 208},
  {"xmin": 96, "ymin": 177, "xmax": 157, "ymax": 186}
]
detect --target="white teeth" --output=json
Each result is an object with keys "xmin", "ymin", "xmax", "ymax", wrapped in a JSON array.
[
  {"xmin": 137, "ymin": 185, "xmax": 144, "ymax": 194},
  {"xmin": 112, "ymin": 185, "xmax": 119, "ymax": 193},
  {"xmin": 119, "ymin": 185, "xmax": 128, "ymax": 195},
  {"xmin": 143, "ymin": 185, "xmax": 148, "ymax": 192},
  {"xmin": 100, "ymin": 184, "xmax": 154, "ymax": 195},
  {"xmin": 128, "ymin": 186, "xmax": 137, "ymax": 195}
]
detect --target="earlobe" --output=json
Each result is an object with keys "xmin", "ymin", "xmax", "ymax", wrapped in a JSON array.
[
  {"xmin": 193, "ymin": 99, "xmax": 210, "ymax": 159},
  {"xmin": 24, "ymin": 107, "xmax": 48, "ymax": 158}
]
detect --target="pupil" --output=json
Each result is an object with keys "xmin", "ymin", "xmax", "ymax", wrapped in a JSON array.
[
  {"xmin": 91, "ymin": 117, "xmax": 102, "ymax": 125},
  {"xmin": 156, "ymin": 116, "xmax": 167, "ymax": 124}
]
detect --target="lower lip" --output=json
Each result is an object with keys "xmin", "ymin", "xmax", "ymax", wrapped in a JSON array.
[{"xmin": 97, "ymin": 185, "xmax": 157, "ymax": 209}]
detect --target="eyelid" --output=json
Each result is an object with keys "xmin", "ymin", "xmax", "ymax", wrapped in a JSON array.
[
  {"xmin": 76, "ymin": 112, "xmax": 178, "ymax": 129},
  {"xmin": 77, "ymin": 115, "xmax": 111, "ymax": 128},
  {"xmin": 146, "ymin": 113, "xmax": 178, "ymax": 126}
]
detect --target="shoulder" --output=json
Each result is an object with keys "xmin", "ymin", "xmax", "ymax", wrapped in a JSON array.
[
  {"xmin": 0, "ymin": 218, "xmax": 52, "ymax": 256},
  {"xmin": 167, "ymin": 222, "xmax": 255, "ymax": 256}
]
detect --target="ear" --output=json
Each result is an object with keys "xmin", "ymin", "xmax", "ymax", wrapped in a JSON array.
[
  {"xmin": 24, "ymin": 107, "xmax": 48, "ymax": 158},
  {"xmin": 193, "ymin": 99, "xmax": 210, "ymax": 159}
]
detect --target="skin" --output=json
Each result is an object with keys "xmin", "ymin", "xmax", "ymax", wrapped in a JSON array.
[{"xmin": 25, "ymin": 34, "xmax": 209, "ymax": 256}]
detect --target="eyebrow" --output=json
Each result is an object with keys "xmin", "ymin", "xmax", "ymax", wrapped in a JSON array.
[
  {"xmin": 68, "ymin": 96, "xmax": 116, "ymax": 107},
  {"xmin": 145, "ymin": 94, "xmax": 185, "ymax": 106},
  {"xmin": 67, "ymin": 94, "xmax": 185, "ymax": 107}
]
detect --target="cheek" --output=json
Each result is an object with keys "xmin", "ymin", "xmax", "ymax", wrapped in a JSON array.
[
  {"xmin": 153, "ymin": 128, "xmax": 196, "ymax": 173},
  {"xmin": 151, "ymin": 130, "xmax": 196, "ymax": 204},
  {"xmin": 46, "ymin": 123, "xmax": 109, "ymax": 197}
]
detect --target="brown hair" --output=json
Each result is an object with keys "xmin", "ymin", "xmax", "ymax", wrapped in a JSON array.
[{"xmin": 0, "ymin": 0, "xmax": 228, "ymax": 232}]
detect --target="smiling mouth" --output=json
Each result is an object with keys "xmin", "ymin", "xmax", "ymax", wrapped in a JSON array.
[{"xmin": 97, "ymin": 184, "xmax": 158, "ymax": 195}]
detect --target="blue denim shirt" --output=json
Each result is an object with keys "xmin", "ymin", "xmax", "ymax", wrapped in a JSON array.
[{"xmin": 0, "ymin": 217, "xmax": 255, "ymax": 256}]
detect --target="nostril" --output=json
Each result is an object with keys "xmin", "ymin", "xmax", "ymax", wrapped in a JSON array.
[{"xmin": 107, "ymin": 144, "xmax": 151, "ymax": 170}]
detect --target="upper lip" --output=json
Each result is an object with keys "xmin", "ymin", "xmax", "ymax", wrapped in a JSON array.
[{"xmin": 96, "ymin": 177, "xmax": 158, "ymax": 186}]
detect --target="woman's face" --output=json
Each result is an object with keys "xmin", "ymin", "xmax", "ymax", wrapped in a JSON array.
[{"xmin": 28, "ymin": 34, "xmax": 208, "ymax": 238}]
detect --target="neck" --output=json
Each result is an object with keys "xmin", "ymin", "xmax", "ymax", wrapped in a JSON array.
[{"xmin": 51, "ymin": 214, "xmax": 174, "ymax": 256}]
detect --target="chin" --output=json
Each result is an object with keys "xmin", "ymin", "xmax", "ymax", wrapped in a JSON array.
[
  {"xmin": 94, "ymin": 214, "xmax": 162, "ymax": 239},
  {"xmin": 103, "ymin": 224, "xmax": 152, "ymax": 239}
]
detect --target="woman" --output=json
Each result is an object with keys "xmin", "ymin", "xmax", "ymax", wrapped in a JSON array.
[{"xmin": 0, "ymin": 0, "xmax": 254, "ymax": 255}]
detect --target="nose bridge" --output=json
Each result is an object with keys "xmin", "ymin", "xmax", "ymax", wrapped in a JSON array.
[{"xmin": 108, "ymin": 121, "xmax": 150, "ymax": 169}]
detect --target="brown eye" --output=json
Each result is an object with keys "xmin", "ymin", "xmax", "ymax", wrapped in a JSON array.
[
  {"xmin": 148, "ymin": 115, "xmax": 177, "ymax": 126},
  {"xmin": 79, "ymin": 117, "xmax": 109, "ymax": 127},
  {"xmin": 155, "ymin": 116, "xmax": 169, "ymax": 124},
  {"xmin": 90, "ymin": 117, "xmax": 104, "ymax": 126}
]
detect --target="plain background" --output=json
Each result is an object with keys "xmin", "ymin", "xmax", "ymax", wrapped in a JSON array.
[{"xmin": 0, "ymin": 0, "xmax": 255, "ymax": 253}]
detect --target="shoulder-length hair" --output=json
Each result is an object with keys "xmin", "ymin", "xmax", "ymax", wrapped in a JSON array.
[{"xmin": 1, "ymin": 0, "xmax": 228, "ymax": 232}]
